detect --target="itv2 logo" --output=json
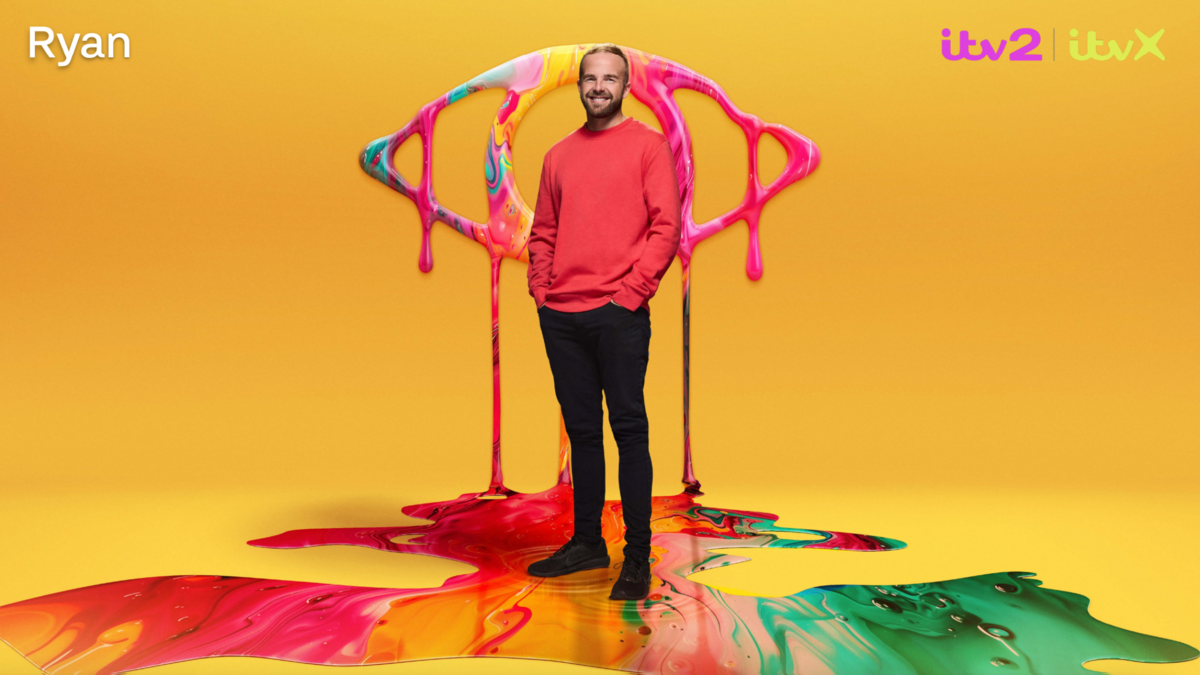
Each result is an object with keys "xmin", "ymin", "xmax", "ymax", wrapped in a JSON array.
[{"xmin": 941, "ymin": 28, "xmax": 1166, "ymax": 62}]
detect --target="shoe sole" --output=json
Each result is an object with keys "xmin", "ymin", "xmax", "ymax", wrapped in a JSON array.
[
  {"xmin": 527, "ymin": 556, "xmax": 611, "ymax": 578},
  {"xmin": 609, "ymin": 587, "xmax": 651, "ymax": 601}
]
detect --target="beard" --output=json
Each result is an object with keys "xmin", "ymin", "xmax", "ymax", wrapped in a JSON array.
[{"xmin": 580, "ymin": 89, "xmax": 623, "ymax": 120}]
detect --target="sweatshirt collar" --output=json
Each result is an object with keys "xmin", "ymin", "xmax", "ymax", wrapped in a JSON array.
[{"xmin": 579, "ymin": 116, "xmax": 635, "ymax": 138}]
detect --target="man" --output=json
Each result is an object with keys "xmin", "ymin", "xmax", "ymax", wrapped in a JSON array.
[{"xmin": 524, "ymin": 44, "xmax": 681, "ymax": 601}]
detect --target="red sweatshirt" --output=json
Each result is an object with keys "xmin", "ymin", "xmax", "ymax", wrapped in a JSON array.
[{"xmin": 526, "ymin": 117, "xmax": 682, "ymax": 313}]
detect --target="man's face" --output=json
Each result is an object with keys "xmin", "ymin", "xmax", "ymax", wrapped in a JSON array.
[{"xmin": 577, "ymin": 52, "xmax": 629, "ymax": 120}]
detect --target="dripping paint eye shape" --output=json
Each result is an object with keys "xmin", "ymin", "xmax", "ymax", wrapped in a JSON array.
[
  {"xmin": 358, "ymin": 44, "xmax": 822, "ymax": 499},
  {"xmin": 359, "ymin": 44, "xmax": 820, "ymax": 277}
]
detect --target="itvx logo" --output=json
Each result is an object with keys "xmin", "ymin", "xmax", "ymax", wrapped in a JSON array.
[
  {"xmin": 941, "ymin": 28, "xmax": 1165, "ymax": 62},
  {"xmin": 1069, "ymin": 29, "xmax": 1164, "ymax": 60}
]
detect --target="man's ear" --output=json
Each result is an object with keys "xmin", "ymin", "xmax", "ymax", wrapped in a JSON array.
[{"xmin": 621, "ymin": 78, "xmax": 631, "ymax": 99}]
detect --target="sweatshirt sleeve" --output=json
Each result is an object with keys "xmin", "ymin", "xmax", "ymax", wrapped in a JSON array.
[
  {"xmin": 612, "ymin": 139, "xmax": 682, "ymax": 310},
  {"xmin": 526, "ymin": 153, "xmax": 558, "ymax": 308}
]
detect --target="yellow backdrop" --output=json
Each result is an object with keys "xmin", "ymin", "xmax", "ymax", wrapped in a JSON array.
[{"xmin": 2, "ymin": 0, "xmax": 1197, "ymax": 673}]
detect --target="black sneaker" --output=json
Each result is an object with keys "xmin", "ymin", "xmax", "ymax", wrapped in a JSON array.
[
  {"xmin": 527, "ymin": 538, "xmax": 610, "ymax": 577},
  {"xmin": 609, "ymin": 556, "xmax": 652, "ymax": 600}
]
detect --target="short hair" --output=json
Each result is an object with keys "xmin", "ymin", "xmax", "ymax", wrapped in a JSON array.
[{"xmin": 578, "ymin": 44, "xmax": 629, "ymax": 84}]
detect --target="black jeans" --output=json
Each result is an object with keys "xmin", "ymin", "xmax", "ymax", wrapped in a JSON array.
[{"xmin": 538, "ymin": 302, "xmax": 653, "ymax": 561}]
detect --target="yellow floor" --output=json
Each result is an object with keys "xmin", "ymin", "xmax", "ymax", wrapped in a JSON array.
[{"xmin": 1, "ymin": 485, "xmax": 1195, "ymax": 675}]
